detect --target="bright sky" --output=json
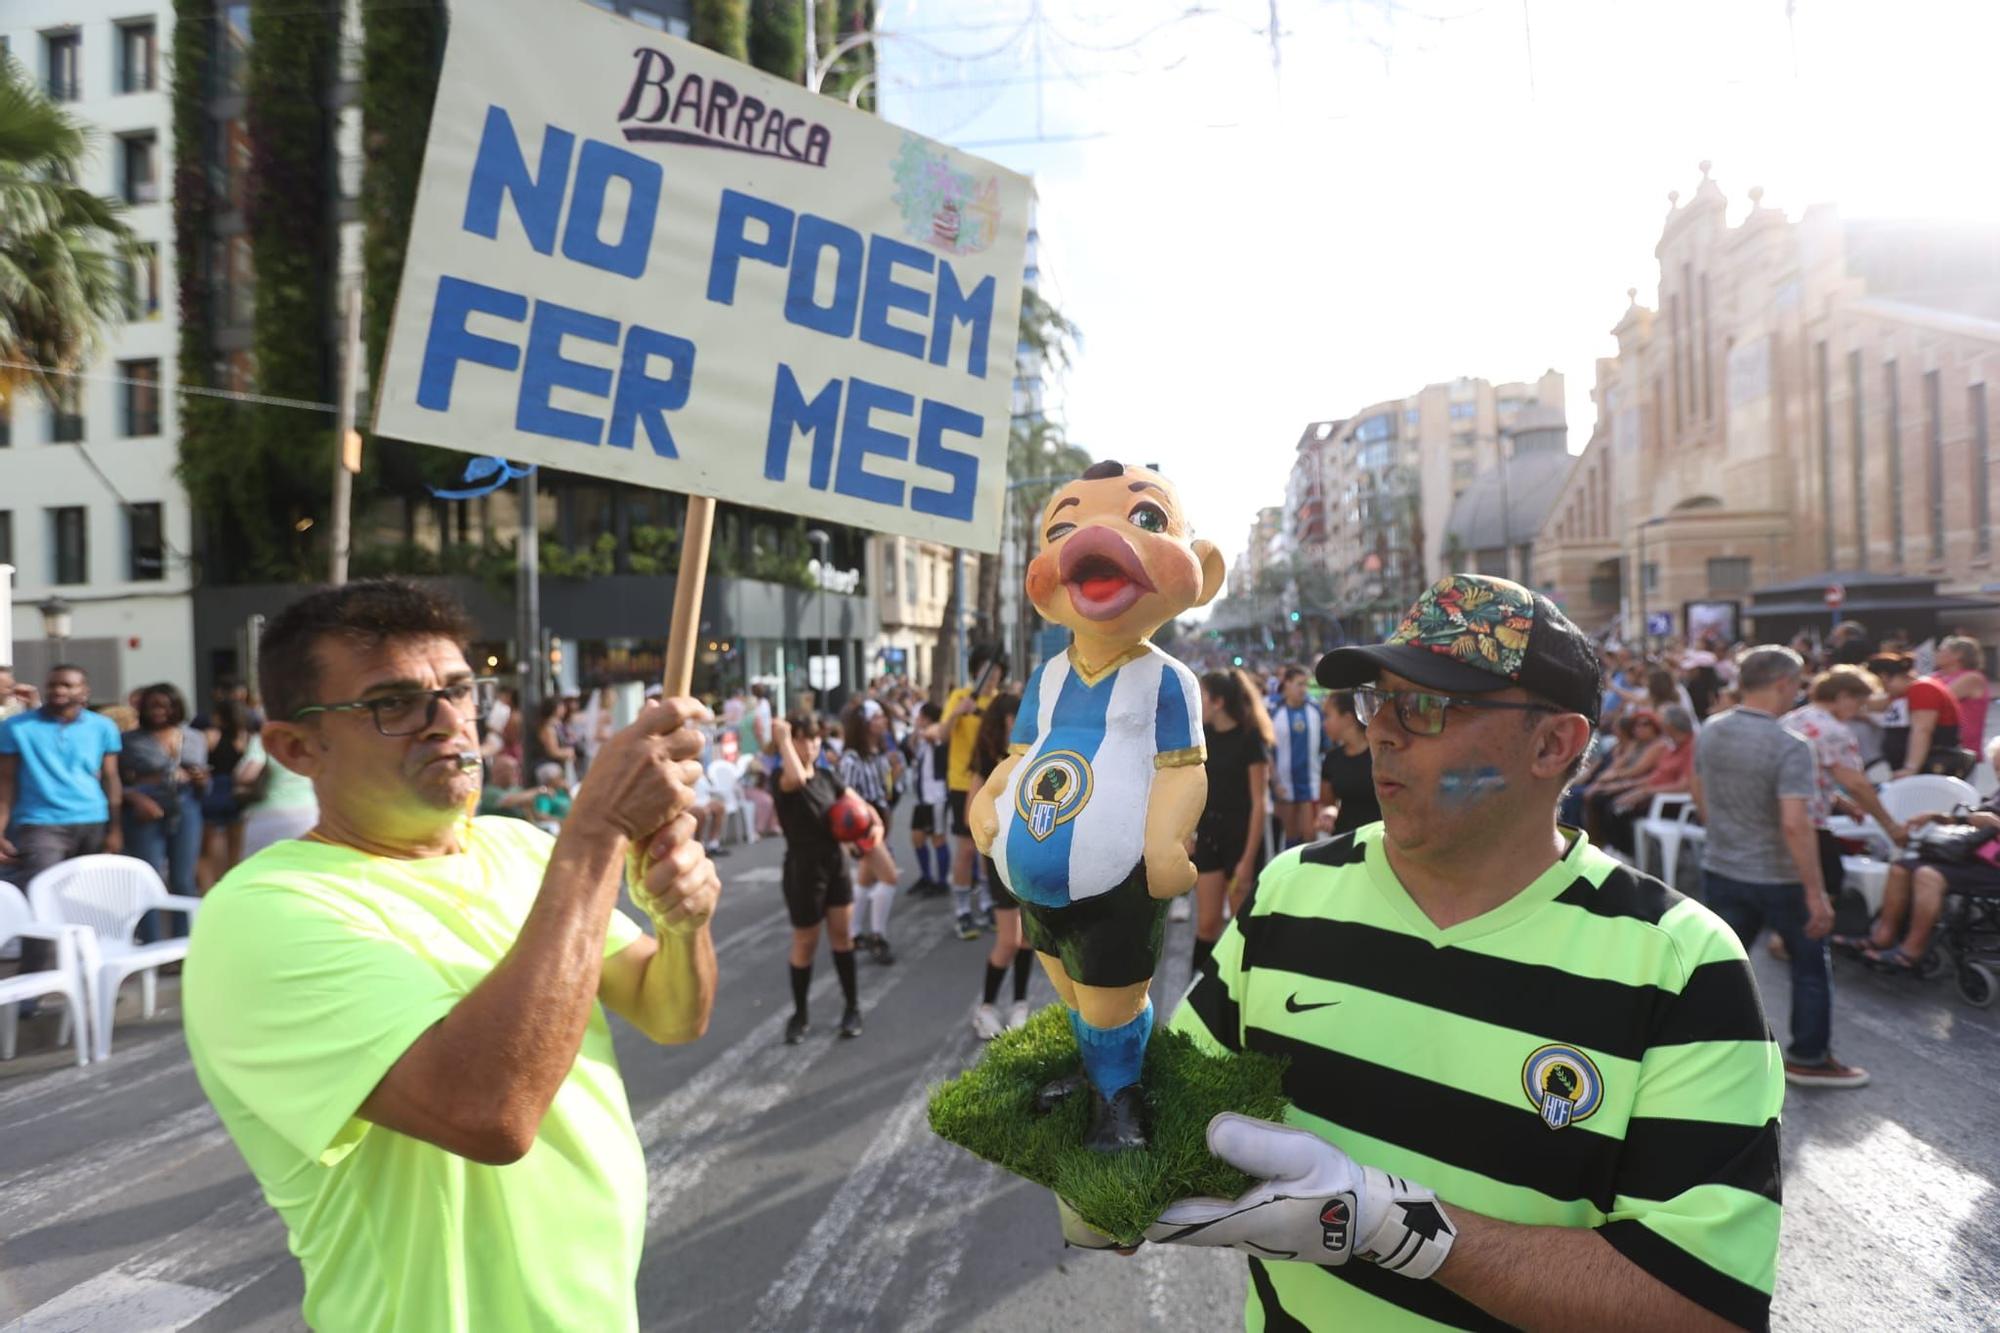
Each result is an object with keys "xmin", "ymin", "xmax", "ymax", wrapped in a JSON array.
[{"xmin": 877, "ymin": 0, "xmax": 2000, "ymax": 572}]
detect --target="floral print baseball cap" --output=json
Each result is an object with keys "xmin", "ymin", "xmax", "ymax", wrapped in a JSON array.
[{"xmin": 1316, "ymin": 574, "xmax": 1602, "ymax": 723}]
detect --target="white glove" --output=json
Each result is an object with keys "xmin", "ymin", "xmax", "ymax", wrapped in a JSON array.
[{"xmin": 1144, "ymin": 1113, "xmax": 1456, "ymax": 1280}]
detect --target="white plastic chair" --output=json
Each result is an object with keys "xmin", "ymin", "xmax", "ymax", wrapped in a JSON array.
[
  {"xmin": 1878, "ymin": 774, "xmax": 1981, "ymax": 825},
  {"xmin": 0, "ymin": 883, "xmax": 90, "ymax": 1066},
  {"xmin": 27, "ymin": 855, "xmax": 201, "ymax": 1061},
  {"xmin": 707, "ymin": 757, "xmax": 757, "ymax": 846},
  {"xmin": 1634, "ymin": 793, "xmax": 1701, "ymax": 889}
]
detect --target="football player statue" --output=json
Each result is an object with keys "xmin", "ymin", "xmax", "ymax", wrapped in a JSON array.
[{"xmin": 969, "ymin": 460, "xmax": 1225, "ymax": 1150}]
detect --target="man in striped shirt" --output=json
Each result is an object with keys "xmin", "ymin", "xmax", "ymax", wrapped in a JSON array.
[
  {"xmin": 1270, "ymin": 666, "xmax": 1324, "ymax": 847},
  {"xmin": 1144, "ymin": 575, "xmax": 1783, "ymax": 1330}
]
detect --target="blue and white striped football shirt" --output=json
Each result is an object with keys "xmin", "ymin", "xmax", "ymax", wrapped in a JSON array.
[
  {"xmin": 1270, "ymin": 699, "xmax": 1324, "ymax": 803},
  {"xmin": 994, "ymin": 644, "xmax": 1205, "ymax": 908}
]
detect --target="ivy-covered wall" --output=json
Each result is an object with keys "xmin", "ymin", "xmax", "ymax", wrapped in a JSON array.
[
  {"xmin": 169, "ymin": 0, "xmax": 228, "ymax": 577},
  {"xmin": 359, "ymin": 0, "xmax": 456, "ymax": 500},
  {"xmin": 241, "ymin": 0, "xmax": 338, "ymax": 577}
]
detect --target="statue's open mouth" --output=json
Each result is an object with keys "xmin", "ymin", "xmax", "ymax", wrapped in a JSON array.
[{"xmin": 1058, "ymin": 526, "xmax": 1155, "ymax": 622}]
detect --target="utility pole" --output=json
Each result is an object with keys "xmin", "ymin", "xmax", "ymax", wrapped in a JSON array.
[
  {"xmin": 517, "ymin": 468, "xmax": 541, "ymax": 770},
  {"xmin": 328, "ymin": 288, "xmax": 361, "ymax": 586}
]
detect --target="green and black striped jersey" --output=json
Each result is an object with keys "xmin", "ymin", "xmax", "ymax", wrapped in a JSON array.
[{"xmin": 1170, "ymin": 825, "xmax": 1783, "ymax": 1332}]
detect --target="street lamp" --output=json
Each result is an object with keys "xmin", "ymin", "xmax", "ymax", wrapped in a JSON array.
[
  {"xmin": 38, "ymin": 595, "xmax": 72, "ymax": 656},
  {"xmin": 807, "ymin": 528, "xmax": 831, "ymax": 703}
]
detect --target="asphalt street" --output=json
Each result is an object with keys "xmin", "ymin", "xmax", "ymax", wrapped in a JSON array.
[{"xmin": 0, "ymin": 815, "xmax": 1995, "ymax": 1332}]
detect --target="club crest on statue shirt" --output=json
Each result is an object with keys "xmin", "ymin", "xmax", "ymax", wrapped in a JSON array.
[{"xmin": 1017, "ymin": 750, "xmax": 1092, "ymax": 842}]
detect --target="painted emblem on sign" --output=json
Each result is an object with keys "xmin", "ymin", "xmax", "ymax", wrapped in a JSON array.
[
  {"xmin": 1521, "ymin": 1044, "xmax": 1603, "ymax": 1130},
  {"xmin": 891, "ymin": 134, "xmax": 1001, "ymax": 256},
  {"xmin": 1014, "ymin": 750, "xmax": 1093, "ymax": 842}
]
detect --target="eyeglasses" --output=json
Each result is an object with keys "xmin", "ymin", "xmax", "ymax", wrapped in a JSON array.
[
  {"xmin": 292, "ymin": 677, "xmax": 499, "ymax": 737},
  {"xmin": 1350, "ymin": 686, "xmax": 1557, "ymax": 737}
]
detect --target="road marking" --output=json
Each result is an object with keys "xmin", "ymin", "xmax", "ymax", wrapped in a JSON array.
[
  {"xmin": 1782, "ymin": 1113, "xmax": 1982, "ymax": 1293},
  {"xmin": 638, "ymin": 909, "xmax": 953, "ymax": 1227},
  {"xmin": 747, "ymin": 1029, "xmax": 980, "ymax": 1331},
  {"xmin": 2, "ymin": 1192, "xmax": 282, "ymax": 1333},
  {"xmin": 0, "ymin": 1104, "xmax": 228, "ymax": 1232}
]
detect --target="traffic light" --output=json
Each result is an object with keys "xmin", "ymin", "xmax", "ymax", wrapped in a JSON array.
[{"xmin": 1289, "ymin": 611, "xmax": 1301, "ymax": 623}]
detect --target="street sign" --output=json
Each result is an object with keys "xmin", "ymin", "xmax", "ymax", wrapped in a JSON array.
[
  {"xmin": 1824, "ymin": 583, "xmax": 1845, "ymax": 608},
  {"xmin": 373, "ymin": 0, "xmax": 1030, "ymax": 553}
]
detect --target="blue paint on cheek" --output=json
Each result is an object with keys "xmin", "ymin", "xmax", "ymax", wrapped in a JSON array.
[{"xmin": 1437, "ymin": 766, "xmax": 1506, "ymax": 808}]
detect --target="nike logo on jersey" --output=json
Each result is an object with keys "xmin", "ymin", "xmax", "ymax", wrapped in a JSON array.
[{"xmin": 1285, "ymin": 994, "xmax": 1341, "ymax": 1013}]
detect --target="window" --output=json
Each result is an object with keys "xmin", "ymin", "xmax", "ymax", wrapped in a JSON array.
[
  {"xmin": 1974, "ymin": 384, "xmax": 1991, "ymax": 558},
  {"xmin": 1926, "ymin": 370, "xmax": 1944, "ymax": 562},
  {"xmin": 904, "ymin": 550, "xmax": 916, "ymax": 598},
  {"xmin": 1849, "ymin": 350, "xmax": 1867, "ymax": 571},
  {"xmin": 1643, "ymin": 562, "xmax": 1659, "ymax": 593},
  {"xmin": 882, "ymin": 543, "xmax": 896, "ymax": 596},
  {"xmin": 0, "ymin": 511, "xmax": 11, "ymax": 565},
  {"xmin": 50, "ymin": 506, "xmax": 87, "ymax": 584},
  {"xmin": 1448, "ymin": 401, "xmax": 1477, "ymax": 421},
  {"xmin": 50, "ymin": 381, "xmax": 83, "ymax": 443},
  {"xmin": 218, "ymin": 5, "xmax": 252, "ymax": 95},
  {"xmin": 45, "ymin": 30, "xmax": 82, "ymax": 101},
  {"xmin": 0, "ymin": 399, "xmax": 10, "ymax": 448},
  {"xmin": 213, "ymin": 117, "xmax": 252, "ymax": 214},
  {"xmin": 1886, "ymin": 361, "xmax": 1904, "ymax": 566},
  {"xmin": 1353, "ymin": 413, "xmax": 1396, "ymax": 444},
  {"xmin": 119, "ymin": 20, "xmax": 157, "ymax": 93},
  {"xmin": 124, "ymin": 242, "xmax": 161, "ymax": 320},
  {"xmin": 1708, "ymin": 556, "xmax": 1751, "ymax": 592},
  {"xmin": 121, "ymin": 133, "xmax": 159, "ymax": 205},
  {"xmin": 216, "ymin": 233, "xmax": 255, "ymax": 325},
  {"xmin": 128, "ymin": 502, "xmax": 165, "ymax": 581},
  {"xmin": 121, "ymin": 360, "xmax": 160, "ymax": 437}
]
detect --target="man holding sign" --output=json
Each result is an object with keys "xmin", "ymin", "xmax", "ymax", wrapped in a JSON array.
[{"xmin": 184, "ymin": 582, "xmax": 721, "ymax": 1330}]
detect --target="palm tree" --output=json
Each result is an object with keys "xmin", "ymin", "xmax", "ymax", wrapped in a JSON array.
[{"xmin": 0, "ymin": 55, "xmax": 131, "ymax": 406}]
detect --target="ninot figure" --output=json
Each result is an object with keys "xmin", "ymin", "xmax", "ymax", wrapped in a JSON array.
[{"xmin": 969, "ymin": 460, "xmax": 1225, "ymax": 1151}]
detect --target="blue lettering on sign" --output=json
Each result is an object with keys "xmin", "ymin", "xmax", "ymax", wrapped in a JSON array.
[
  {"xmin": 418, "ymin": 275, "xmax": 527, "ymax": 410},
  {"xmin": 766, "ymin": 363, "xmax": 840, "ymax": 489},
  {"xmin": 609, "ymin": 327, "xmax": 694, "ymax": 457},
  {"xmin": 463, "ymin": 105, "xmax": 659, "ymax": 280},
  {"xmin": 706, "ymin": 187, "xmax": 994, "ymax": 380},
  {"xmin": 784, "ymin": 214, "xmax": 863, "ymax": 338},
  {"xmin": 761, "ymin": 367, "xmax": 984, "ymax": 518},
  {"xmin": 859, "ymin": 237, "xmax": 933, "ymax": 359},
  {"xmin": 517, "ymin": 299, "xmax": 618, "ymax": 444},
  {"xmin": 414, "ymin": 274, "xmax": 695, "ymax": 456},
  {"xmin": 837, "ymin": 378, "xmax": 913, "ymax": 507},
  {"xmin": 911, "ymin": 399, "xmax": 981, "ymax": 520}
]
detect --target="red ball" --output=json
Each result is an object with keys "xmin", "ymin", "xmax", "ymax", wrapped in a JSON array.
[{"xmin": 827, "ymin": 792, "xmax": 878, "ymax": 849}]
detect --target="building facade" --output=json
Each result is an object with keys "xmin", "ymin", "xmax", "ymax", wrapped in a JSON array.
[
  {"xmin": 1533, "ymin": 165, "xmax": 2000, "ymax": 647},
  {"xmin": 1, "ymin": 7, "xmax": 188, "ymax": 694}
]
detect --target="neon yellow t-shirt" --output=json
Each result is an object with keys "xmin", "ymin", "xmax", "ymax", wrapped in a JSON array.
[
  {"xmin": 183, "ymin": 816, "xmax": 646, "ymax": 1333},
  {"xmin": 944, "ymin": 685, "xmax": 986, "ymax": 792}
]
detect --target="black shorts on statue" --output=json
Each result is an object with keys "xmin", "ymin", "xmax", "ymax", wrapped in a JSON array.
[
  {"xmin": 1193, "ymin": 813, "xmax": 1253, "ymax": 874},
  {"xmin": 782, "ymin": 850, "xmax": 854, "ymax": 928},
  {"xmin": 947, "ymin": 790, "xmax": 971, "ymax": 836},
  {"xmin": 1018, "ymin": 863, "xmax": 1166, "ymax": 990}
]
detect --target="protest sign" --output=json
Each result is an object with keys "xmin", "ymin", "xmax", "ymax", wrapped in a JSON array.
[{"xmin": 374, "ymin": 0, "xmax": 1031, "ymax": 556}]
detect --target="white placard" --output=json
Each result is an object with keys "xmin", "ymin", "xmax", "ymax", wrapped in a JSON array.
[{"xmin": 374, "ymin": 0, "xmax": 1030, "ymax": 553}]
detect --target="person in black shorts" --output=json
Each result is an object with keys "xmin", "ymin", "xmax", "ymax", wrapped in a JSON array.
[
  {"xmin": 1190, "ymin": 669, "xmax": 1271, "ymax": 975},
  {"xmin": 967, "ymin": 692, "xmax": 1038, "ymax": 1038},
  {"xmin": 1316, "ymin": 689, "xmax": 1380, "ymax": 837},
  {"xmin": 905, "ymin": 701, "xmax": 950, "ymax": 897},
  {"xmin": 771, "ymin": 710, "xmax": 872, "ymax": 1043}
]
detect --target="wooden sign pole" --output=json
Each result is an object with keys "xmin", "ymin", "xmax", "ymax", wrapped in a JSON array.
[{"xmin": 662, "ymin": 494, "xmax": 716, "ymax": 697}]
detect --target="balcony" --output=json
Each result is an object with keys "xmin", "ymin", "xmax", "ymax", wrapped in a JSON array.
[{"xmin": 47, "ymin": 76, "xmax": 81, "ymax": 103}]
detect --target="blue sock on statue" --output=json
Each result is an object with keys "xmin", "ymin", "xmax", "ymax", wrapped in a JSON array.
[{"xmin": 1069, "ymin": 1001, "xmax": 1154, "ymax": 1098}]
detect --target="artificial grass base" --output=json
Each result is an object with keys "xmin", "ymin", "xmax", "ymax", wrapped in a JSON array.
[{"xmin": 927, "ymin": 1004, "xmax": 1289, "ymax": 1245}]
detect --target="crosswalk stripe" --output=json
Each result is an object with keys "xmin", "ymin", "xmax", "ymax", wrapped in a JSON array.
[
  {"xmin": 747, "ymin": 1028, "xmax": 982, "ymax": 1331},
  {"xmin": 0, "ymin": 1104, "xmax": 227, "ymax": 1231},
  {"xmin": 638, "ymin": 909, "xmax": 954, "ymax": 1227},
  {"xmin": 2, "ymin": 1193, "xmax": 281, "ymax": 1333}
]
